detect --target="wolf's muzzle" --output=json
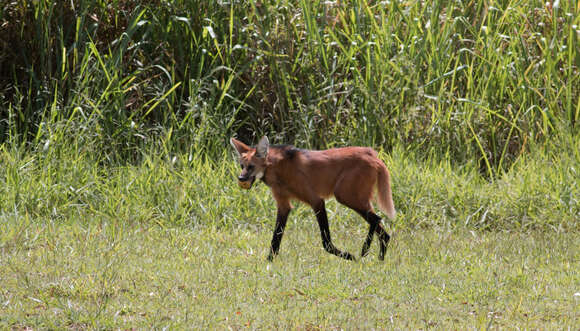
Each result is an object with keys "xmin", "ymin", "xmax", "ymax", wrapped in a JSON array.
[{"xmin": 237, "ymin": 175, "xmax": 255, "ymax": 189}]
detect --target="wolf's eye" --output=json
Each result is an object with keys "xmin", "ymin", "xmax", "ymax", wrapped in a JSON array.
[
  {"xmin": 247, "ymin": 165, "xmax": 254, "ymax": 171},
  {"xmin": 240, "ymin": 164, "xmax": 244, "ymax": 169}
]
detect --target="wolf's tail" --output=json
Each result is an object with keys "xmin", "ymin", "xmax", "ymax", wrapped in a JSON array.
[{"xmin": 376, "ymin": 164, "xmax": 396, "ymax": 219}]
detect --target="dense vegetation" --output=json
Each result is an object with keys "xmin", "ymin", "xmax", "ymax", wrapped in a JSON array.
[
  {"xmin": 1, "ymin": 1, "xmax": 579, "ymax": 328},
  {"xmin": 1, "ymin": 0, "xmax": 578, "ymax": 174}
]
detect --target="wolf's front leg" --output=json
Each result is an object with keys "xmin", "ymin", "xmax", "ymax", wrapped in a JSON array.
[{"xmin": 267, "ymin": 207, "xmax": 290, "ymax": 261}]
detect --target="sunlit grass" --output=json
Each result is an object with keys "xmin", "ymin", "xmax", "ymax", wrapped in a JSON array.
[
  {"xmin": 1, "ymin": 217, "xmax": 578, "ymax": 329},
  {"xmin": 0, "ymin": 133, "xmax": 577, "ymax": 231},
  {"xmin": 0, "ymin": 0, "xmax": 579, "ymax": 328},
  {"xmin": 0, "ymin": 128, "xmax": 578, "ymax": 329}
]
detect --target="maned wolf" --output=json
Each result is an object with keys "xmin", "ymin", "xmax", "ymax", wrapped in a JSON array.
[{"xmin": 231, "ymin": 136, "xmax": 395, "ymax": 261}]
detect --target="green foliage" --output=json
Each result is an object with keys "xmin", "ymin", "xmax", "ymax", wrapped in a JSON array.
[
  {"xmin": 390, "ymin": 132, "xmax": 580, "ymax": 230},
  {"xmin": 1, "ymin": 2, "xmax": 578, "ymax": 327},
  {"xmin": 1, "ymin": 0, "xmax": 578, "ymax": 173},
  {"xmin": 0, "ymin": 132, "xmax": 577, "ymax": 231}
]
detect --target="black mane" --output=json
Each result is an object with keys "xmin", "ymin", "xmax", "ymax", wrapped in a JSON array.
[{"xmin": 271, "ymin": 144, "xmax": 300, "ymax": 159}]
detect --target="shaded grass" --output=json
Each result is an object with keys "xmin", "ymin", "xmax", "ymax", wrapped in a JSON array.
[{"xmin": 1, "ymin": 218, "xmax": 578, "ymax": 329}]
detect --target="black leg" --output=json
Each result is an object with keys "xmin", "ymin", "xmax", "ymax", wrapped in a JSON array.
[
  {"xmin": 355, "ymin": 209, "xmax": 390, "ymax": 260},
  {"xmin": 267, "ymin": 208, "xmax": 290, "ymax": 261},
  {"xmin": 378, "ymin": 226, "xmax": 390, "ymax": 261},
  {"xmin": 313, "ymin": 200, "xmax": 356, "ymax": 261},
  {"xmin": 361, "ymin": 221, "xmax": 378, "ymax": 258}
]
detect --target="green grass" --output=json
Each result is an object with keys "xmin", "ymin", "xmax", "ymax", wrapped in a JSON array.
[
  {"xmin": 1, "ymin": 219, "xmax": 578, "ymax": 329},
  {"xmin": 1, "ymin": 0, "xmax": 578, "ymax": 171},
  {"xmin": 1, "ymin": 133, "xmax": 578, "ymax": 231},
  {"xmin": 0, "ymin": 136, "xmax": 578, "ymax": 328},
  {"xmin": 1, "ymin": 0, "xmax": 579, "ymax": 328}
]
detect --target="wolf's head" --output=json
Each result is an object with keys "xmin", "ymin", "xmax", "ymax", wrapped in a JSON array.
[{"xmin": 230, "ymin": 136, "xmax": 269, "ymax": 190}]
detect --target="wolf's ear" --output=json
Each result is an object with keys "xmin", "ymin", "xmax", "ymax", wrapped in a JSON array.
[
  {"xmin": 256, "ymin": 136, "xmax": 269, "ymax": 158},
  {"xmin": 230, "ymin": 137, "xmax": 250, "ymax": 157}
]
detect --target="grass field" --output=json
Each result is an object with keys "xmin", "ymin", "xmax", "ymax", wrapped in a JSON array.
[
  {"xmin": 1, "ymin": 0, "xmax": 579, "ymax": 329},
  {"xmin": 1, "ymin": 137, "xmax": 579, "ymax": 329},
  {"xmin": 1, "ymin": 218, "xmax": 579, "ymax": 329}
]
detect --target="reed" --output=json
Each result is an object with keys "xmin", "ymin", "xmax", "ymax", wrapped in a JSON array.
[{"xmin": 1, "ymin": 0, "xmax": 578, "ymax": 174}]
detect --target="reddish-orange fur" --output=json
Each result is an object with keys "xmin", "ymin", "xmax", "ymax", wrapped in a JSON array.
[
  {"xmin": 265, "ymin": 147, "xmax": 394, "ymax": 218},
  {"xmin": 231, "ymin": 136, "xmax": 395, "ymax": 261}
]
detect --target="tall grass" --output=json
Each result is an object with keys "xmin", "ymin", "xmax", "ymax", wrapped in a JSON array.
[
  {"xmin": 1, "ymin": 0, "xmax": 579, "ymax": 173},
  {"xmin": 1, "ymin": 3, "xmax": 578, "ymax": 328},
  {"xmin": 0, "ymin": 130, "xmax": 577, "ymax": 231}
]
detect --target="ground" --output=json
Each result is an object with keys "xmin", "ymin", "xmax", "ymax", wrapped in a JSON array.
[{"xmin": 1, "ymin": 214, "xmax": 578, "ymax": 329}]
